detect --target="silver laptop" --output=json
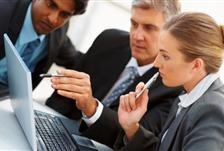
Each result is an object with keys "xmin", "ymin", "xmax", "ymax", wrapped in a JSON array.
[{"xmin": 4, "ymin": 34, "xmax": 98, "ymax": 151}]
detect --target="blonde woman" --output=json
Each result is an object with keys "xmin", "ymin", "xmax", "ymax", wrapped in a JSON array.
[{"xmin": 117, "ymin": 12, "xmax": 224, "ymax": 151}]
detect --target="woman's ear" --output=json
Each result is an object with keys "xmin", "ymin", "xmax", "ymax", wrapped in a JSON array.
[{"xmin": 192, "ymin": 58, "xmax": 204, "ymax": 72}]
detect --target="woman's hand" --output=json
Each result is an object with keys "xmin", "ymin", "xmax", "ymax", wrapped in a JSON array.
[{"xmin": 118, "ymin": 82, "xmax": 149, "ymax": 140}]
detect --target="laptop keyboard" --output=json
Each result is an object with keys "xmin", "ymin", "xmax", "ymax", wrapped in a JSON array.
[{"xmin": 34, "ymin": 111, "xmax": 77, "ymax": 151}]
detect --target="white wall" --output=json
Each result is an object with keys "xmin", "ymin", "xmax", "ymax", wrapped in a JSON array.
[{"xmin": 182, "ymin": 0, "xmax": 224, "ymax": 24}]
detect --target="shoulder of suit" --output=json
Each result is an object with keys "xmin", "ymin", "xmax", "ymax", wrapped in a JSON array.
[
  {"xmin": 94, "ymin": 28, "xmax": 129, "ymax": 45},
  {"xmin": 186, "ymin": 89, "xmax": 224, "ymax": 119},
  {"xmin": 101, "ymin": 28, "xmax": 129, "ymax": 35},
  {"xmin": 100, "ymin": 28, "xmax": 129, "ymax": 38}
]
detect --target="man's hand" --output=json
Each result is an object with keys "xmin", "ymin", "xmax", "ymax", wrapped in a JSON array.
[{"xmin": 51, "ymin": 69, "xmax": 97, "ymax": 117}]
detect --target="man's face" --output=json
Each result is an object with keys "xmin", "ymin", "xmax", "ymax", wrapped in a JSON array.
[
  {"xmin": 130, "ymin": 7, "xmax": 165, "ymax": 66},
  {"xmin": 32, "ymin": 0, "xmax": 76, "ymax": 34}
]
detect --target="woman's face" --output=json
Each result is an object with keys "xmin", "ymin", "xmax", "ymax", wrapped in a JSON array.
[{"xmin": 154, "ymin": 31, "xmax": 196, "ymax": 90}]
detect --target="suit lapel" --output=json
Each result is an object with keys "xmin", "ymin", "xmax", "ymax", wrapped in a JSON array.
[
  {"xmin": 8, "ymin": 0, "xmax": 30, "ymax": 44},
  {"xmin": 109, "ymin": 67, "xmax": 158, "ymax": 107},
  {"xmin": 159, "ymin": 100, "xmax": 179, "ymax": 136},
  {"xmin": 158, "ymin": 107, "xmax": 189, "ymax": 151},
  {"xmin": 125, "ymin": 67, "xmax": 158, "ymax": 94},
  {"xmin": 155, "ymin": 98, "xmax": 179, "ymax": 150},
  {"xmin": 91, "ymin": 44, "xmax": 131, "ymax": 101}
]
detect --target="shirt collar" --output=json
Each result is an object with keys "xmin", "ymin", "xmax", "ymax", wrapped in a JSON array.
[
  {"xmin": 178, "ymin": 73, "xmax": 220, "ymax": 108},
  {"xmin": 126, "ymin": 57, "xmax": 154, "ymax": 76},
  {"xmin": 17, "ymin": 4, "xmax": 45, "ymax": 46}
]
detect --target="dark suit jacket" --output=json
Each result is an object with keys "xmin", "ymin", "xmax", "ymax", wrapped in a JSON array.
[
  {"xmin": 46, "ymin": 29, "xmax": 182, "ymax": 148},
  {"xmin": 116, "ymin": 78, "xmax": 224, "ymax": 151},
  {"xmin": 0, "ymin": 0, "xmax": 82, "ymax": 88}
]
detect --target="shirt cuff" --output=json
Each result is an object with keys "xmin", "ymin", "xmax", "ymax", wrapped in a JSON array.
[{"xmin": 82, "ymin": 98, "xmax": 104, "ymax": 126}]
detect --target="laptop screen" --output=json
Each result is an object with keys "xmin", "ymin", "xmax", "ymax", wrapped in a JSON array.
[
  {"xmin": 4, "ymin": 34, "xmax": 37, "ymax": 150},
  {"xmin": 3, "ymin": 33, "xmax": 110, "ymax": 151}
]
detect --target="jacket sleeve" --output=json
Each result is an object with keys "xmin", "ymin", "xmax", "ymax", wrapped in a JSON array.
[
  {"xmin": 114, "ymin": 125, "xmax": 158, "ymax": 151},
  {"xmin": 80, "ymin": 107, "xmax": 121, "ymax": 148}
]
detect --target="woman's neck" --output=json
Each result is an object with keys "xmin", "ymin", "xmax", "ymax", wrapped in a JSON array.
[{"xmin": 183, "ymin": 70, "xmax": 208, "ymax": 93}]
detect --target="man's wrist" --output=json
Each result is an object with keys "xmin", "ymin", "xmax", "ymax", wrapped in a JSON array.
[
  {"xmin": 82, "ymin": 98, "xmax": 104, "ymax": 126},
  {"xmin": 83, "ymin": 98, "xmax": 98, "ymax": 117}
]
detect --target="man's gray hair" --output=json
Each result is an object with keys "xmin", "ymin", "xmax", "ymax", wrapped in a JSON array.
[{"xmin": 132, "ymin": 0, "xmax": 181, "ymax": 20}]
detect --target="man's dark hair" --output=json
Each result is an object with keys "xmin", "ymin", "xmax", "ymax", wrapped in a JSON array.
[{"xmin": 74, "ymin": 0, "xmax": 89, "ymax": 15}]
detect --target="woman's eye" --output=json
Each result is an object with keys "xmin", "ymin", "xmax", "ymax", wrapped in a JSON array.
[{"xmin": 162, "ymin": 54, "xmax": 170, "ymax": 60}]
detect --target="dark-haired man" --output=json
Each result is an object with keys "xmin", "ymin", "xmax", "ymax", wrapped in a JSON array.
[{"xmin": 0, "ymin": 0, "xmax": 89, "ymax": 97}]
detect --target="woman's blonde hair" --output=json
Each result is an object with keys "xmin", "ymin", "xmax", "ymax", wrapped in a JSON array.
[{"xmin": 164, "ymin": 12, "xmax": 224, "ymax": 73}]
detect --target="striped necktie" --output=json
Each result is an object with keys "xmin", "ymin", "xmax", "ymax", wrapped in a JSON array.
[
  {"xmin": 21, "ymin": 39, "xmax": 40, "ymax": 70},
  {"xmin": 102, "ymin": 66, "xmax": 139, "ymax": 107}
]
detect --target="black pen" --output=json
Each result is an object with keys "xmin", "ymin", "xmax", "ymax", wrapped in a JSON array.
[
  {"xmin": 135, "ymin": 72, "xmax": 159, "ymax": 99},
  {"xmin": 39, "ymin": 73, "xmax": 65, "ymax": 78}
]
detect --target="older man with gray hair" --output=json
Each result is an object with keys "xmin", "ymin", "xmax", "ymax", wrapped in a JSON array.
[{"xmin": 47, "ymin": 0, "xmax": 182, "ymax": 150}]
